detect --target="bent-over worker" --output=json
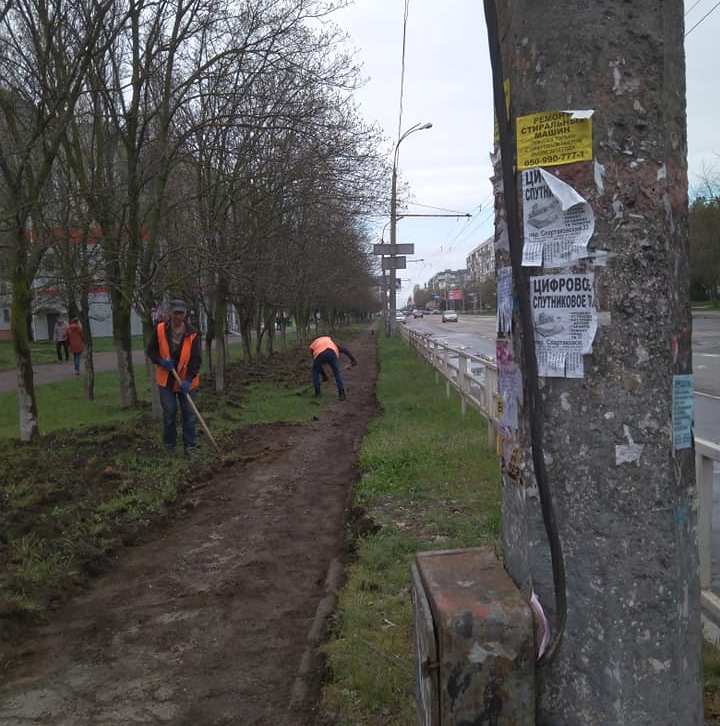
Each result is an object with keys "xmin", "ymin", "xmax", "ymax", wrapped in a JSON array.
[
  {"xmin": 146, "ymin": 299, "xmax": 202, "ymax": 454},
  {"xmin": 309, "ymin": 335, "xmax": 357, "ymax": 400}
]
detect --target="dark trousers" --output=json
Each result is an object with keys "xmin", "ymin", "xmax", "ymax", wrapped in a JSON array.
[
  {"xmin": 312, "ymin": 349, "xmax": 343, "ymax": 395},
  {"xmin": 159, "ymin": 386, "xmax": 197, "ymax": 451},
  {"xmin": 56, "ymin": 341, "xmax": 68, "ymax": 361}
]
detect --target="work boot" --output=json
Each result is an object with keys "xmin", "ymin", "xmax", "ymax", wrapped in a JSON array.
[{"xmin": 338, "ymin": 390, "xmax": 346, "ymax": 401}]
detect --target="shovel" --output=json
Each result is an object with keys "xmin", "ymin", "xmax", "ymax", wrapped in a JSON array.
[{"xmin": 170, "ymin": 368, "xmax": 221, "ymax": 454}]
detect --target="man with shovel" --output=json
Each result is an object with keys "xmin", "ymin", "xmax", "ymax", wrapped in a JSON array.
[{"xmin": 147, "ymin": 299, "xmax": 202, "ymax": 455}]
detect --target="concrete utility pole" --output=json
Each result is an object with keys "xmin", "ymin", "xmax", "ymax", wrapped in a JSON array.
[{"xmin": 489, "ymin": 1, "xmax": 701, "ymax": 723}]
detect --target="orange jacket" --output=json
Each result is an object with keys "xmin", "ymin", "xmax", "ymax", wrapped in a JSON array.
[
  {"xmin": 155, "ymin": 322, "xmax": 200, "ymax": 392},
  {"xmin": 309, "ymin": 336, "xmax": 339, "ymax": 359}
]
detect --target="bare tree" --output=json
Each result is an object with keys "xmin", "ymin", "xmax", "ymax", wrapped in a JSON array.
[{"xmin": 0, "ymin": 0, "xmax": 114, "ymax": 440}]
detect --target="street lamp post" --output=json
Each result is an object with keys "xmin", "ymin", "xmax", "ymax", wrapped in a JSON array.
[{"xmin": 388, "ymin": 121, "xmax": 432, "ymax": 335}]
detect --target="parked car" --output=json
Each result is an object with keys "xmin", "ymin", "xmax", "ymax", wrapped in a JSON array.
[
  {"xmin": 442, "ymin": 311, "xmax": 459, "ymax": 323},
  {"xmin": 431, "ymin": 309, "xmax": 441, "ymax": 315},
  {"xmin": 395, "ymin": 312, "xmax": 406, "ymax": 324},
  {"xmin": 412, "ymin": 309, "xmax": 424, "ymax": 319}
]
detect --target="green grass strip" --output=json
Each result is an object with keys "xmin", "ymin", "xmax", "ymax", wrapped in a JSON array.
[{"xmin": 320, "ymin": 335, "xmax": 501, "ymax": 726}]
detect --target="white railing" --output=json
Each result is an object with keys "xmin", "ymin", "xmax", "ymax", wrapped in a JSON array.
[
  {"xmin": 698, "ymin": 440, "xmax": 720, "ymax": 606},
  {"xmin": 399, "ymin": 325, "xmax": 498, "ymax": 447},
  {"xmin": 399, "ymin": 324, "xmax": 720, "ymax": 613}
]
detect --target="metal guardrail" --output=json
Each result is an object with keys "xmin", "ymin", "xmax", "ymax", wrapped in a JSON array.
[
  {"xmin": 399, "ymin": 325, "xmax": 498, "ymax": 447},
  {"xmin": 399, "ymin": 324, "xmax": 720, "ymax": 609}
]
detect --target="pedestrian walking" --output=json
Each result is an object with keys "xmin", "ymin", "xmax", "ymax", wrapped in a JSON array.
[
  {"xmin": 65, "ymin": 318, "xmax": 85, "ymax": 375},
  {"xmin": 309, "ymin": 335, "xmax": 357, "ymax": 400},
  {"xmin": 146, "ymin": 299, "xmax": 202, "ymax": 454},
  {"xmin": 53, "ymin": 318, "xmax": 69, "ymax": 362}
]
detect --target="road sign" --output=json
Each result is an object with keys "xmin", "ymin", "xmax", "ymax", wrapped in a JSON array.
[
  {"xmin": 373, "ymin": 243, "xmax": 414, "ymax": 256},
  {"xmin": 382, "ymin": 256, "xmax": 407, "ymax": 271},
  {"xmin": 372, "ymin": 276, "xmax": 401, "ymax": 289}
]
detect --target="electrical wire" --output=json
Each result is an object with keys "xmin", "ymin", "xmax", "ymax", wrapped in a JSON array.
[
  {"xmin": 397, "ymin": 0, "xmax": 411, "ymax": 142},
  {"xmin": 685, "ymin": 0, "xmax": 706, "ymax": 17},
  {"xmin": 686, "ymin": 0, "xmax": 720, "ymax": 35},
  {"xmin": 484, "ymin": 0, "xmax": 567, "ymax": 665}
]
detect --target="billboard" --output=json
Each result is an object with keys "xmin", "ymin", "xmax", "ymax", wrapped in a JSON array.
[{"xmin": 448, "ymin": 289, "xmax": 464, "ymax": 301}]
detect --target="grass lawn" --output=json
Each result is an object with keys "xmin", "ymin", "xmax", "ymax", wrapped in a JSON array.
[
  {"xmin": 319, "ymin": 335, "xmax": 501, "ymax": 726},
  {"xmin": 0, "ymin": 368, "xmax": 151, "ymax": 439},
  {"xmin": 0, "ymin": 336, "xmax": 145, "ymax": 370}
]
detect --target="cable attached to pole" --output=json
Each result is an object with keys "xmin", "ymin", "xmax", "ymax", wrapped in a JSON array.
[{"xmin": 483, "ymin": 0, "xmax": 567, "ymax": 664}]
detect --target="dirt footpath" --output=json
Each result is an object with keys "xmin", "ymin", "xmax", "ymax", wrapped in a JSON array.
[{"xmin": 0, "ymin": 333, "xmax": 377, "ymax": 726}]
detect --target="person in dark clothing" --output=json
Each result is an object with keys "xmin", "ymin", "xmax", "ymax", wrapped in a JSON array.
[
  {"xmin": 146, "ymin": 299, "xmax": 202, "ymax": 453},
  {"xmin": 309, "ymin": 335, "xmax": 357, "ymax": 400}
]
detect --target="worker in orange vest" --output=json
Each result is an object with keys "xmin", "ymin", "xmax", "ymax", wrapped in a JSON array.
[
  {"xmin": 146, "ymin": 299, "xmax": 202, "ymax": 453},
  {"xmin": 309, "ymin": 335, "xmax": 357, "ymax": 400}
]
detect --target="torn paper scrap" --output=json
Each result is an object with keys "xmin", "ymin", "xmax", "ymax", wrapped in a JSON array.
[
  {"xmin": 563, "ymin": 109, "xmax": 594, "ymax": 120},
  {"xmin": 531, "ymin": 273, "xmax": 597, "ymax": 378},
  {"xmin": 522, "ymin": 168, "xmax": 595, "ymax": 267},
  {"xmin": 615, "ymin": 425, "xmax": 644, "ymax": 466}
]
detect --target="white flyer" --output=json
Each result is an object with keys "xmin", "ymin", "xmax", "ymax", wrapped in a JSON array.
[
  {"xmin": 496, "ymin": 267, "xmax": 513, "ymax": 334},
  {"xmin": 522, "ymin": 168, "xmax": 594, "ymax": 267},
  {"xmin": 530, "ymin": 273, "xmax": 597, "ymax": 378}
]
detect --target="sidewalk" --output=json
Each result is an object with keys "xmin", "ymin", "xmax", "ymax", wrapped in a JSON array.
[{"xmin": 0, "ymin": 350, "xmax": 147, "ymax": 393}]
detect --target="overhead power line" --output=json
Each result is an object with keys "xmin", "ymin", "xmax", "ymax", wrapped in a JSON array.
[
  {"xmin": 686, "ymin": 0, "xmax": 706, "ymax": 17},
  {"xmin": 686, "ymin": 0, "xmax": 720, "ymax": 35}
]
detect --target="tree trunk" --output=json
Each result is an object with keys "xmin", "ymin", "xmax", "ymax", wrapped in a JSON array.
[
  {"xmin": 491, "ymin": 1, "xmax": 700, "ymax": 722},
  {"xmin": 11, "ymin": 249, "xmax": 39, "ymax": 442},
  {"xmin": 112, "ymin": 292, "xmax": 138, "ymax": 408},
  {"xmin": 213, "ymin": 298, "xmax": 227, "ymax": 394},
  {"xmin": 80, "ymin": 290, "xmax": 95, "ymax": 401},
  {"xmin": 143, "ymin": 317, "xmax": 161, "ymax": 419}
]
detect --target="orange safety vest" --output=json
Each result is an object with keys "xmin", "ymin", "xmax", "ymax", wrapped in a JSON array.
[
  {"xmin": 156, "ymin": 322, "xmax": 200, "ymax": 392},
  {"xmin": 309, "ymin": 336, "xmax": 339, "ymax": 359}
]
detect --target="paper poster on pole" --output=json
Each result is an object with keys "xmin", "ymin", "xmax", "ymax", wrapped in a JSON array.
[
  {"xmin": 672, "ymin": 375, "xmax": 694, "ymax": 450},
  {"xmin": 522, "ymin": 168, "xmax": 595, "ymax": 267},
  {"xmin": 496, "ymin": 267, "xmax": 513, "ymax": 334},
  {"xmin": 530, "ymin": 273, "xmax": 597, "ymax": 378},
  {"xmin": 496, "ymin": 340, "xmax": 522, "ymax": 433},
  {"xmin": 516, "ymin": 111, "xmax": 593, "ymax": 171}
]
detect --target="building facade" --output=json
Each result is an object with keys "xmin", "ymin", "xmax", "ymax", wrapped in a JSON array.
[{"xmin": 466, "ymin": 237, "xmax": 495, "ymax": 284}]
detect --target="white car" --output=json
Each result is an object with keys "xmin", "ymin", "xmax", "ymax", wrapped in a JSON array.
[{"xmin": 442, "ymin": 311, "xmax": 458, "ymax": 323}]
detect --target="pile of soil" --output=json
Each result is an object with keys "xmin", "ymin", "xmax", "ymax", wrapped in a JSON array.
[{"xmin": 0, "ymin": 330, "xmax": 378, "ymax": 725}]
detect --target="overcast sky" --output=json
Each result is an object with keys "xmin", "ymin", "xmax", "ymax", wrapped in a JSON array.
[{"xmin": 333, "ymin": 0, "xmax": 720, "ymax": 302}]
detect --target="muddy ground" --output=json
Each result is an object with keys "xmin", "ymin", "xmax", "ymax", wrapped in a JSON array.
[{"xmin": 0, "ymin": 331, "xmax": 378, "ymax": 726}]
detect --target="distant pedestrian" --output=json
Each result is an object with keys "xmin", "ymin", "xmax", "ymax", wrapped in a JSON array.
[
  {"xmin": 53, "ymin": 318, "xmax": 69, "ymax": 362},
  {"xmin": 65, "ymin": 318, "xmax": 85, "ymax": 375},
  {"xmin": 146, "ymin": 299, "xmax": 202, "ymax": 454},
  {"xmin": 309, "ymin": 335, "xmax": 357, "ymax": 400}
]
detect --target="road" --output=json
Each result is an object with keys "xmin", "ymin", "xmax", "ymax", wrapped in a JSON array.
[{"xmin": 406, "ymin": 311, "xmax": 719, "ymax": 444}]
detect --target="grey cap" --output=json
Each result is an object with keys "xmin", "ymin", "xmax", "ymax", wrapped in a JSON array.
[{"xmin": 170, "ymin": 299, "xmax": 187, "ymax": 313}]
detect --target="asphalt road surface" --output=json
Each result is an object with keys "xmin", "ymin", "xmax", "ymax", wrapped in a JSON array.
[{"xmin": 405, "ymin": 311, "xmax": 719, "ymax": 444}]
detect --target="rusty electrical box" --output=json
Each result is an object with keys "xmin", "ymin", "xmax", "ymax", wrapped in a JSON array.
[{"xmin": 411, "ymin": 547, "xmax": 535, "ymax": 725}]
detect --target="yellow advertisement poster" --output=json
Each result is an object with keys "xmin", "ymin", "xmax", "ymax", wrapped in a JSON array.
[{"xmin": 516, "ymin": 111, "xmax": 593, "ymax": 170}]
